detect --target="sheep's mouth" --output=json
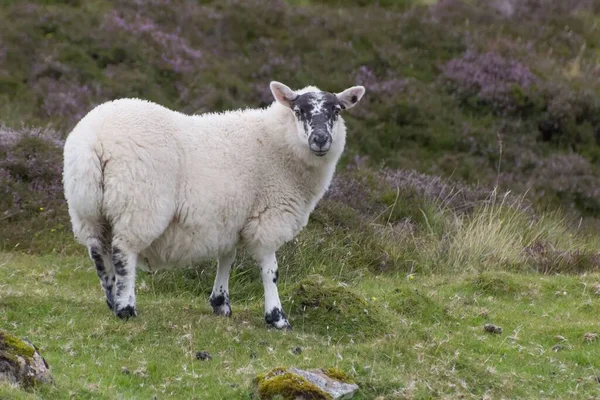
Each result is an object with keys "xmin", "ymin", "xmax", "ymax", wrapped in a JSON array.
[{"xmin": 311, "ymin": 149, "xmax": 329, "ymax": 157}]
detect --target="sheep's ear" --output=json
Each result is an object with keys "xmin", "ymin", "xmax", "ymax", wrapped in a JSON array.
[
  {"xmin": 336, "ymin": 86, "xmax": 366, "ymax": 110},
  {"xmin": 270, "ymin": 81, "xmax": 297, "ymax": 109}
]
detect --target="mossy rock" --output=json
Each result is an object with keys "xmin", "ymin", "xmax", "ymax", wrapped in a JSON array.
[
  {"xmin": 287, "ymin": 275, "xmax": 388, "ymax": 342},
  {"xmin": 255, "ymin": 367, "xmax": 358, "ymax": 400},
  {"xmin": 255, "ymin": 368, "xmax": 332, "ymax": 400},
  {"xmin": 0, "ymin": 331, "xmax": 53, "ymax": 389},
  {"xmin": 388, "ymin": 286, "xmax": 447, "ymax": 323}
]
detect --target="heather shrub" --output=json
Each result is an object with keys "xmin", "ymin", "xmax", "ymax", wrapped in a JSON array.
[
  {"xmin": 0, "ymin": 125, "xmax": 70, "ymax": 252},
  {"xmin": 441, "ymin": 50, "xmax": 539, "ymax": 115},
  {"xmin": 527, "ymin": 154, "xmax": 600, "ymax": 216},
  {"xmin": 536, "ymin": 84, "xmax": 600, "ymax": 159}
]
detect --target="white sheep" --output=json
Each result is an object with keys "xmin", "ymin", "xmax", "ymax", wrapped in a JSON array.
[{"xmin": 63, "ymin": 81, "xmax": 365, "ymax": 329}]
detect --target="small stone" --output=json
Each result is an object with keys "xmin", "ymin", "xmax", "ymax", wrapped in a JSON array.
[
  {"xmin": 479, "ymin": 309, "xmax": 489, "ymax": 318},
  {"xmin": 592, "ymin": 283, "xmax": 600, "ymax": 295},
  {"xmin": 0, "ymin": 331, "xmax": 53, "ymax": 388},
  {"xmin": 195, "ymin": 351, "xmax": 212, "ymax": 361},
  {"xmin": 293, "ymin": 346, "xmax": 302, "ymax": 355},
  {"xmin": 484, "ymin": 323, "xmax": 503, "ymax": 334},
  {"xmin": 121, "ymin": 367, "xmax": 130, "ymax": 375},
  {"xmin": 584, "ymin": 332, "xmax": 598, "ymax": 343},
  {"xmin": 259, "ymin": 340, "xmax": 269, "ymax": 346},
  {"xmin": 552, "ymin": 344, "xmax": 563, "ymax": 352}
]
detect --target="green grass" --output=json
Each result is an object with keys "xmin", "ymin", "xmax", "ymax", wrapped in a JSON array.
[{"xmin": 2, "ymin": 238, "xmax": 600, "ymax": 398}]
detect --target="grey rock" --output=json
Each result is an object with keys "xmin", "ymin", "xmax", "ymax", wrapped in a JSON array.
[{"xmin": 289, "ymin": 367, "xmax": 358, "ymax": 399}]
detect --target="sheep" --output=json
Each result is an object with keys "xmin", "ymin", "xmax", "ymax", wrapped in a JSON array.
[{"xmin": 62, "ymin": 81, "xmax": 365, "ymax": 329}]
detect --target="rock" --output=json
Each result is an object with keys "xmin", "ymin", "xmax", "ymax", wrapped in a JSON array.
[
  {"xmin": 195, "ymin": 351, "xmax": 212, "ymax": 361},
  {"xmin": 552, "ymin": 344, "xmax": 563, "ymax": 352},
  {"xmin": 483, "ymin": 323, "xmax": 503, "ymax": 334},
  {"xmin": 255, "ymin": 366, "xmax": 358, "ymax": 399},
  {"xmin": 0, "ymin": 331, "xmax": 53, "ymax": 388},
  {"xmin": 584, "ymin": 332, "xmax": 598, "ymax": 343}
]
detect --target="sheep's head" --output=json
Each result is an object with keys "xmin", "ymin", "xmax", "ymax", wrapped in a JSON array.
[{"xmin": 270, "ymin": 81, "xmax": 365, "ymax": 157}]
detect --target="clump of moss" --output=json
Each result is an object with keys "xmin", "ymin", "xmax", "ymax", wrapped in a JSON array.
[
  {"xmin": 322, "ymin": 367, "xmax": 354, "ymax": 384},
  {"xmin": 0, "ymin": 331, "xmax": 36, "ymax": 360},
  {"xmin": 388, "ymin": 286, "xmax": 447, "ymax": 323},
  {"xmin": 288, "ymin": 275, "xmax": 388, "ymax": 342},
  {"xmin": 254, "ymin": 367, "xmax": 332, "ymax": 400}
]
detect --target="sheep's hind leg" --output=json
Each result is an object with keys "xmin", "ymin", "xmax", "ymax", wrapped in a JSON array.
[
  {"xmin": 88, "ymin": 242, "xmax": 115, "ymax": 311},
  {"xmin": 112, "ymin": 246, "xmax": 138, "ymax": 320},
  {"xmin": 256, "ymin": 252, "xmax": 291, "ymax": 330},
  {"xmin": 209, "ymin": 249, "xmax": 236, "ymax": 317}
]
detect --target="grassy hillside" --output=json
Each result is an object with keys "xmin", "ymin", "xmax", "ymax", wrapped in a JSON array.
[
  {"xmin": 2, "ymin": 0, "xmax": 600, "ymax": 398},
  {"xmin": 1, "ymin": 0, "xmax": 600, "ymax": 219}
]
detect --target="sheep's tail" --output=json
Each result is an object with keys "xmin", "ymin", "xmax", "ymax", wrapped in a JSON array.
[{"xmin": 63, "ymin": 119, "xmax": 111, "ymax": 250}]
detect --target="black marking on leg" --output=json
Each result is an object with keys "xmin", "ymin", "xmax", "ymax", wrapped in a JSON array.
[
  {"xmin": 210, "ymin": 294, "xmax": 227, "ymax": 308},
  {"xmin": 105, "ymin": 283, "xmax": 114, "ymax": 310},
  {"xmin": 113, "ymin": 247, "xmax": 129, "ymax": 302},
  {"xmin": 112, "ymin": 247, "xmax": 127, "ymax": 277},
  {"xmin": 91, "ymin": 246, "xmax": 115, "ymax": 311},
  {"xmin": 273, "ymin": 270, "xmax": 279, "ymax": 284},
  {"xmin": 90, "ymin": 247, "xmax": 105, "ymax": 274},
  {"xmin": 116, "ymin": 281, "xmax": 127, "ymax": 294},
  {"xmin": 210, "ymin": 293, "xmax": 231, "ymax": 316}
]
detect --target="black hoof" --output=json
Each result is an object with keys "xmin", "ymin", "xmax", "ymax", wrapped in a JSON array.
[
  {"xmin": 265, "ymin": 308, "xmax": 292, "ymax": 330},
  {"xmin": 115, "ymin": 305, "xmax": 137, "ymax": 320}
]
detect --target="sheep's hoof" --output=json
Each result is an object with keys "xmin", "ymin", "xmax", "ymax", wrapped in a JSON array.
[
  {"xmin": 212, "ymin": 305, "xmax": 232, "ymax": 317},
  {"xmin": 265, "ymin": 308, "xmax": 292, "ymax": 330},
  {"xmin": 115, "ymin": 305, "xmax": 138, "ymax": 320},
  {"xmin": 210, "ymin": 294, "xmax": 231, "ymax": 317}
]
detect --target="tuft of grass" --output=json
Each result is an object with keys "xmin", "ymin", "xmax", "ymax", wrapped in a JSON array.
[
  {"xmin": 387, "ymin": 285, "xmax": 447, "ymax": 322},
  {"xmin": 287, "ymin": 275, "xmax": 390, "ymax": 342}
]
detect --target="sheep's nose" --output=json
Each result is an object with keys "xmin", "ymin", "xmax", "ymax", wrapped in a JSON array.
[{"xmin": 312, "ymin": 135, "xmax": 328, "ymax": 146}]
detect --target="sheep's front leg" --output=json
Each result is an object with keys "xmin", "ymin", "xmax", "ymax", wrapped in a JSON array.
[
  {"xmin": 257, "ymin": 252, "xmax": 291, "ymax": 330},
  {"xmin": 209, "ymin": 249, "xmax": 236, "ymax": 316},
  {"xmin": 112, "ymin": 246, "xmax": 138, "ymax": 320}
]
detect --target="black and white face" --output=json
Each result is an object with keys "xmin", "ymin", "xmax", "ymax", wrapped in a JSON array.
[
  {"xmin": 291, "ymin": 92, "xmax": 341, "ymax": 156},
  {"xmin": 270, "ymin": 82, "xmax": 365, "ymax": 157}
]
